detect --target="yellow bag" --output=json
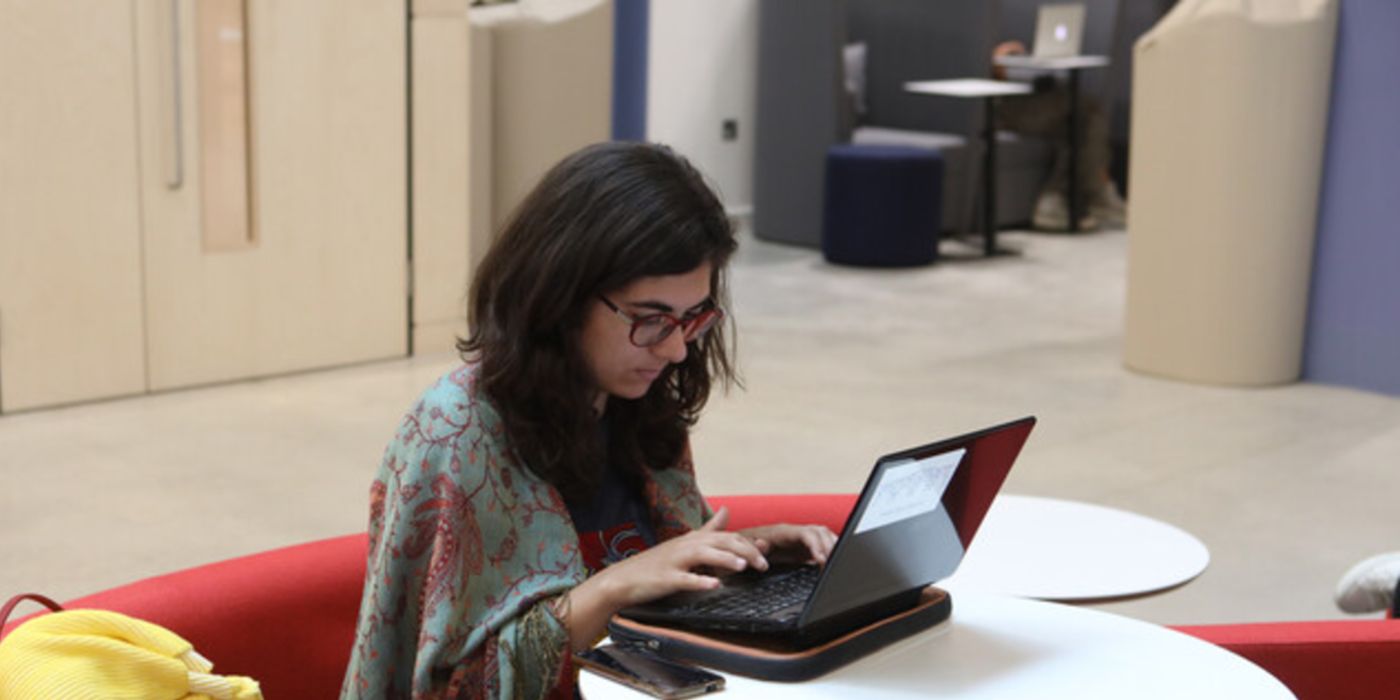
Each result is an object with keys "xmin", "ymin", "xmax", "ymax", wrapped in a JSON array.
[{"xmin": 0, "ymin": 593, "xmax": 262, "ymax": 700}]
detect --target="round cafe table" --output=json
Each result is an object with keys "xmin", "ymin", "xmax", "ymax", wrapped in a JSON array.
[
  {"xmin": 580, "ymin": 589, "xmax": 1293, "ymax": 699},
  {"xmin": 941, "ymin": 494, "xmax": 1211, "ymax": 601}
]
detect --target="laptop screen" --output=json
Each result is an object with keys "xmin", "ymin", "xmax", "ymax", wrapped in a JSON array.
[
  {"xmin": 1034, "ymin": 3, "xmax": 1086, "ymax": 58},
  {"xmin": 801, "ymin": 417, "xmax": 1036, "ymax": 625}
]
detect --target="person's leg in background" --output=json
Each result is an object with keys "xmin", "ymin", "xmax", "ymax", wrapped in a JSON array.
[
  {"xmin": 997, "ymin": 80, "xmax": 1114, "ymax": 231},
  {"xmin": 1079, "ymin": 100, "xmax": 1124, "ymax": 229}
]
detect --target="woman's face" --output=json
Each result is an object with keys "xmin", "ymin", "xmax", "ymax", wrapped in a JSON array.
[{"xmin": 580, "ymin": 263, "xmax": 714, "ymax": 411}]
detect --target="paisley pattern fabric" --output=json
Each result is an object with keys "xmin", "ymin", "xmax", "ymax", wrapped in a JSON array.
[{"xmin": 341, "ymin": 364, "xmax": 710, "ymax": 700}]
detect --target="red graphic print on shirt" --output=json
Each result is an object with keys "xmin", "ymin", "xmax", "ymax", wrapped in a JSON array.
[{"xmin": 576, "ymin": 522, "xmax": 650, "ymax": 573}]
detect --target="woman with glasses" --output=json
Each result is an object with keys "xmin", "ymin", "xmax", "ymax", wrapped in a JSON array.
[{"xmin": 342, "ymin": 142, "xmax": 836, "ymax": 699}]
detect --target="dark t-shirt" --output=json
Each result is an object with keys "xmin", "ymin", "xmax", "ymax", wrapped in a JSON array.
[
  {"xmin": 567, "ymin": 463, "xmax": 658, "ymax": 573},
  {"xmin": 567, "ymin": 419, "xmax": 658, "ymax": 573}
]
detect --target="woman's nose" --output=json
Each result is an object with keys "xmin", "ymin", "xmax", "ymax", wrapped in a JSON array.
[{"xmin": 652, "ymin": 328, "xmax": 689, "ymax": 364}]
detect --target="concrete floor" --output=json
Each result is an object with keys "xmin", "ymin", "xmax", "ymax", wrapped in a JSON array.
[{"xmin": 2, "ymin": 225, "xmax": 1397, "ymax": 626}]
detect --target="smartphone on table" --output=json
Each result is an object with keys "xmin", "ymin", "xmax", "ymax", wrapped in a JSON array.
[{"xmin": 575, "ymin": 643, "xmax": 725, "ymax": 699}]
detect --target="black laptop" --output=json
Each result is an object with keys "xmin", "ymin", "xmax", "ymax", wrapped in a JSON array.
[{"xmin": 618, "ymin": 416, "xmax": 1037, "ymax": 646}]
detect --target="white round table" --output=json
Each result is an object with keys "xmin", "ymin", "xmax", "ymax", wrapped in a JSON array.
[
  {"xmin": 941, "ymin": 494, "xmax": 1210, "ymax": 601},
  {"xmin": 581, "ymin": 589, "xmax": 1293, "ymax": 699}
]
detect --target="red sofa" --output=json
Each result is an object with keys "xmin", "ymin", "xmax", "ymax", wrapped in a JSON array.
[{"xmin": 4, "ymin": 494, "xmax": 1396, "ymax": 699}]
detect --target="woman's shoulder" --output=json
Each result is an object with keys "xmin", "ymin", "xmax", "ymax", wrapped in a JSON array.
[
  {"xmin": 379, "ymin": 363, "xmax": 509, "ymax": 464},
  {"xmin": 408, "ymin": 363, "xmax": 503, "ymax": 433},
  {"xmin": 379, "ymin": 362, "xmax": 564, "ymax": 516}
]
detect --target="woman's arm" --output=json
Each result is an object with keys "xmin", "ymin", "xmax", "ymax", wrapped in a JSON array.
[{"xmin": 344, "ymin": 374, "xmax": 585, "ymax": 700}]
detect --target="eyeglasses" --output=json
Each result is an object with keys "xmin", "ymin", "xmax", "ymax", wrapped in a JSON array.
[{"xmin": 599, "ymin": 295, "xmax": 724, "ymax": 348}]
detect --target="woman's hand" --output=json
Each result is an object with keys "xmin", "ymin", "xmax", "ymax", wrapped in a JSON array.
[
  {"xmin": 738, "ymin": 523, "xmax": 839, "ymax": 566},
  {"xmin": 556, "ymin": 511, "xmax": 838, "ymax": 652},
  {"xmin": 595, "ymin": 506, "xmax": 770, "ymax": 607},
  {"xmin": 560, "ymin": 507, "xmax": 767, "ymax": 650}
]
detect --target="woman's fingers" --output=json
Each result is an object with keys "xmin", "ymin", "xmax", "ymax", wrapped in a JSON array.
[
  {"xmin": 697, "ymin": 508, "xmax": 769, "ymax": 568},
  {"xmin": 689, "ymin": 545, "xmax": 754, "ymax": 573},
  {"xmin": 740, "ymin": 524, "xmax": 839, "ymax": 564},
  {"xmin": 804, "ymin": 526, "xmax": 838, "ymax": 564},
  {"xmin": 648, "ymin": 528, "xmax": 768, "ymax": 578},
  {"xmin": 800, "ymin": 529, "xmax": 828, "ymax": 564},
  {"xmin": 695, "ymin": 530, "xmax": 767, "ymax": 571},
  {"xmin": 727, "ymin": 532, "xmax": 769, "ymax": 571},
  {"xmin": 671, "ymin": 570, "xmax": 723, "ymax": 592}
]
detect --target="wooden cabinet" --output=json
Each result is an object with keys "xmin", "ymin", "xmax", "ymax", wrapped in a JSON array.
[{"xmin": 0, "ymin": 0, "xmax": 409, "ymax": 412}]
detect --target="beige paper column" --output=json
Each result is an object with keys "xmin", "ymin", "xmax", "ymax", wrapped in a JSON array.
[{"xmin": 1123, "ymin": 0, "xmax": 1338, "ymax": 385}]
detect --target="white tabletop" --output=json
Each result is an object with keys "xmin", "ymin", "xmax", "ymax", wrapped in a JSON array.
[
  {"xmin": 904, "ymin": 79, "xmax": 1033, "ymax": 98},
  {"xmin": 993, "ymin": 54, "xmax": 1111, "ymax": 71},
  {"xmin": 581, "ymin": 590, "xmax": 1293, "ymax": 699},
  {"xmin": 943, "ymin": 495, "xmax": 1211, "ymax": 601}
]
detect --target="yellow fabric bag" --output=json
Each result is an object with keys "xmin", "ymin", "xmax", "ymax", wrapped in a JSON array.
[{"xmin": 0, "ymin": 594, "xmax": 262, "ymax": 700}]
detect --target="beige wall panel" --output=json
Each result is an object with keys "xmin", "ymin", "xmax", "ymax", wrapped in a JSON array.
[
  {"xmin": 412, "ymin": 319, "xmax": 465, "ymax": 357},
  {"xmin": 411, "ymin": 14, "xmax": 471, "ymax": 353},
  {"xmin": 138, "ymin": 0, "xmax": 408, "ymax": 391},
  {"xmin": 0, "ymin": 1, "xmax": 147, "ymax": 412},
  {"xmin": 647, "ymin": 0, "xmax": 758, "ymax": 212}
]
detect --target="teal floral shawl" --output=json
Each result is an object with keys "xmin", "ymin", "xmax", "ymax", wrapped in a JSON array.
[{"xmin": 341, "ymin": 364, "xmax": 710, "ymax": 699}]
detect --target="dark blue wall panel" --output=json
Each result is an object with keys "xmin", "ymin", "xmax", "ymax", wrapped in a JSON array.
[
  {"xmin": 1302, "ymin": 0, "xmax": 1400, "ymax": 395},
  {"xmin": 612, "ymin": 0, "xmax": 649, "ymax": 141}
]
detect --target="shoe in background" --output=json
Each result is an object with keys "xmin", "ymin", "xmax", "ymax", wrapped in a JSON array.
[
  {"xmin": 1092, "ymin": 180, "xmax": 1127, "ymax": 229},
  {"xmin": 1032, "ymin": 190, "xmax": 1098, "ymax": 231},
  {"xmin": 1334, "ymin": 552, "xmax": 1400, "ymax": 614}
]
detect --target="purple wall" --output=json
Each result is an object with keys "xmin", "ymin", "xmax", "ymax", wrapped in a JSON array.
[{"xmin": 1302, "ymin": 0, "xmax": 1400, "ymax": 395}]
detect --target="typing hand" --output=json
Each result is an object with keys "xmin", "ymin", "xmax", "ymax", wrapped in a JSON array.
[
  {"xmin": 594, "ymin": 507, "xmax": 769, "ymax": 607},
  {"xmin": 739, "ymin": 523, "xmax": 839, "ymax": 566}
]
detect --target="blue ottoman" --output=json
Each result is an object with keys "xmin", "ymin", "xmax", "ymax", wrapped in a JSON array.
[{"xmin": 822, "ymin": 144, "xmax": 943, "ymax": 267}]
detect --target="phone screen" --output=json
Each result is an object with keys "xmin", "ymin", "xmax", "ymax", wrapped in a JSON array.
[{"xmin": 576, "ymin": 644, "xmax": 725, "ymax": 699}]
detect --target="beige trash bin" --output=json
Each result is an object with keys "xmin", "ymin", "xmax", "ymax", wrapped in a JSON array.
[{"xmin": 1123, "ymin": 0, "xmax": 1338, "ymax": 386}]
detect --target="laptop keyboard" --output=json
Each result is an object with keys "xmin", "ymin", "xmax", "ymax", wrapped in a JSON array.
[{"xmin": 684, "ymin": 566, "xmax": 819, "ymax": 620}]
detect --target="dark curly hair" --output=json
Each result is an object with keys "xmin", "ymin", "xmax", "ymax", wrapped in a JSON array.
[{"xmin": 457, "ymin": 142, "xmax": 739, "ymax": 502}]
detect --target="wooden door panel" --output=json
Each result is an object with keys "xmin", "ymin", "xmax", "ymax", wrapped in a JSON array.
[
  {"xmin": 0, "ymin": 0, "xmax": 147, "ymax": 412},
  {"xmin": 137, "ymin": 0, "xmax": 407, "ymax": 390}
]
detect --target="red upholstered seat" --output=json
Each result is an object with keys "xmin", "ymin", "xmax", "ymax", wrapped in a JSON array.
[
  {"xmin": 707, "ymin": 493, "xmax": 856, "ymax": 533},
  {"xmin": 1173, "ymin": 620, "xmax": 1400, "ymax": 700},
  {"xmin": 4, "ymin": 494, "xmax": 1396, "ymax": 700},
  {"xmin": 3, "ymin": 534, "xmax": 368, "ymax": 698}
]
